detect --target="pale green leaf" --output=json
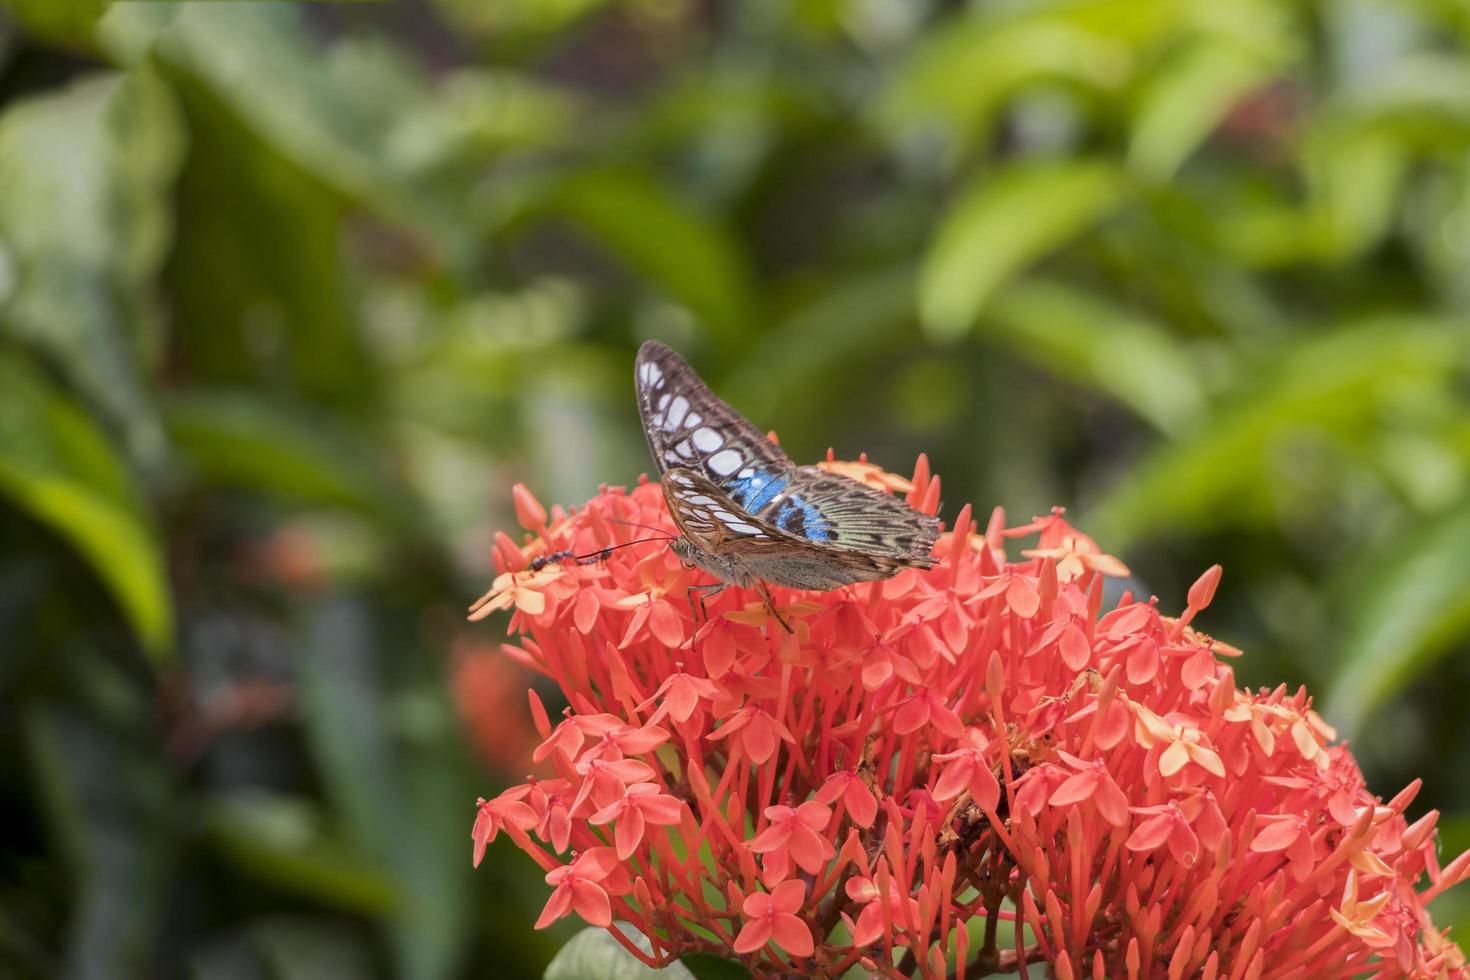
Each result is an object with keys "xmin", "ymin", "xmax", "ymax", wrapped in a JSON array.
[
  {"xmin": 984, "ymin": 278, "xmax": 1205, "ymax": 433},
  {"xmin": 1086, "ymin": 319, "xmax": 1463, "ymax": 549},
  {"xmin": 545, "ymin": 926, "xmax": 695, "ymax": 980},
  {"xmin": 1129, "ymin": 38, "xmax": 1289, "ymax": 180},
  {"xmin": 0, "ymin": 66, "xmax": 181, "ymax": 459},
  {"xmin": 882, "ymin": 0, "xmax": 1181, "ymax": 146},
  {"xmin": 919, "ymin": 159, "xmax": 1123, "ymax": 340}
]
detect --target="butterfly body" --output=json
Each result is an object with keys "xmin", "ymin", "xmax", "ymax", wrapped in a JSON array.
[{"xmin": 635, "ymin": 342, "xmax": 940, "ymax": 607}]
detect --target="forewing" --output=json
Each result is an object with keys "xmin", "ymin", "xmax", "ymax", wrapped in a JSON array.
[
  {"xmin": 755, "ymin": 466, "xmax": 940, "ymax": 566},
  {"xmin": 635, "ymin": 342, "xmax": 793, "ymax": 495}
]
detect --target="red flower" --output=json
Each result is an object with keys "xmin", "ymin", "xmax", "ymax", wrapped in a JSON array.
[
  {"xmin": 931, "ymin": 731, "xmax": 1000, "ymax": 810},
  {"xmin": 590, "ymin": 782, "xmax": 686, "ymax": 860},
  {"xmin": 534, "ymin": 847, "xmax": 630, "ymax": 929},
  {"xmin": 844, "ymin": 871, "xmax": 921, "ymax": 947},
  {"xmin": 815, "ymin": 770, "xmax": 878, "ymax": 828},
  {"xmin": 1049, "ymin": 750, "xmax": 1129, "ymax": 827},
  {"xmin": 746, "ymin": 801, "xmax": 836, "ymax": 886},
  {"xmin": 734, "ymin": 880, "xmax": 812, "ymax": 957},
  {"xmin": 471, "ymin": 787, "xmax": 538, "ymax": 867},
  {"xmin": 467, "ymin": 467, "xmax": 1470, "ymax": 978}
]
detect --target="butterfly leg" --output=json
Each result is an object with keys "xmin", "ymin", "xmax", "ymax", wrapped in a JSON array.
[
  {"xmin": 686, "ymin": 582, "xmax": 726, "ymax": 631},
  {"xmin": 753, "ymin": 580, "xmax": 793, "ymax": 634}
]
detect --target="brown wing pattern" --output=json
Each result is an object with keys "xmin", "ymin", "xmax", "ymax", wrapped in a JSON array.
[
  {"xmin": 634, "ymin": 341, "xmax": 792, "ymax": 485},
  {"xmin": 639, "ymin": 341, "xmax": 941, "ymax": 592},
  {"xmin": 758, "ymin": 466, "xmax": 940, "ymax": 566},
  {"xmin": 661, "ymin": 468, "xmax": 788, "ymax": 552}
]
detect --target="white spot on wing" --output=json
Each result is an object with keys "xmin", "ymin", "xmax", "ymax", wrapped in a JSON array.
[
  {"xmin": 658, "ymin": 393, "xmax": 671, "ymax": 410},
  {"xmin": 708, "ymin": 449, "xmax": 741, "ymax": 475},
  {"xmin": 684, "ymin": 412, "xmax": 702, "ymax": 427},
  {"xmin": 639, "ymin": 361, "xmax": 662, "ymax": 385},
  {"xmin": 691, "ymin": 427, "xmax": 722, "ymax": 452},
  {"xmin": 666, "ymin": 396, "xmax": 689, "ymax": 429},
  {"xmin": 674, "ymin": 440, "xmax": 694, "ymax": 458}
]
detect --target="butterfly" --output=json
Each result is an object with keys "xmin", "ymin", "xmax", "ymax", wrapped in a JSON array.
[{"xmin": 635, "ymin": 340, "xmax": 941, "ymax": 630}]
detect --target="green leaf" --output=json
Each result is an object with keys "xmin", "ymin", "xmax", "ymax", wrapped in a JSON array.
[
  {"xmin": 24, "ymin": 697, "xmax": 173, "ymax": 976},
  {"xmin": 1, "ymin": 0, "xmax": 107, "ymax": 44},
  {"xmin": 1324, "ymin": 501, "xmax": 1470, "ymax": 737},
  {"xmin": 541, "ymin": 168, "xmax": 754, "ymax": 353},
  {"xmin": 0, "ymin": 355, "xmax": 172, "ymax": 657},
  {"xmin": 882, "ymin": 0, "xmax": 1180, "ymax": 147},
  {"xmin": 0, "ymin": 66, "xmax": 182, "ymax": 459},
  {"xmin": 679, "ymin": 953, "xmax": 751, "ymax": 980},
  {"xmin": 298, "ymin": 597, "xmax": 470, "ymax": 980},
  {"xmin": 1129, "ymin": 37, "xmax": 1290, "ymax": 180},
  {"xmin": 721, "ymin": 265, "xmax": 917, "ymax": 451},
  {"xmin": 200, "ymin": 793, "xmax": 398, "ymax": 915},
  {"xmin": 163, "ymin": 391, "xmax": 414, "ymax": 525},
  {"xmin": 545, "ymin": 926, "xmax": 696, "ymax": 980},
  {"xmin": 919, "ymin": 159, "xmax": 1124, "ymax": 340},
  {"xmin": 984, "ymin": 278, "xmax": 1205, "ymax": 433},
  {"xmin": 1302, "ymin": 123, "xmax": 1410, "ymax": 263},
  {"xmin": 1086, "ymin": 319, "xmax": 1463, "ymax": 550},
  {"xmin": 101, "ymin": 2, "xmax": 477, "ymax": 267}
]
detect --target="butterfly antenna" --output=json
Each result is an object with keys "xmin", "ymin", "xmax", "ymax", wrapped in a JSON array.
[
  {"xmin": 574, "ymin": 535, "xmax": 676, "ymax": 564},
  {"xmin": 608, "ymin": 518, "xmax": 675, "ymax": 536}
]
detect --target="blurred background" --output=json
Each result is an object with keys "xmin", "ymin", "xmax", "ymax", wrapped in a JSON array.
[{"xmin": 0, "ymin": 0, "xmax": 1468, "ymax": 976}]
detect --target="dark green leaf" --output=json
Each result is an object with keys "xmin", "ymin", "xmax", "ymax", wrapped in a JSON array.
[
  {"xmin": 298, "ymin": 597, "xmax": 470, "ymax": 980},
  {"xmin": 1324, "ymin": 500, "xmax": 1470, "ymax": 737},
  {"xmin": 678, "ymin": 953, "xmax": 751, "ymax": 980},
  {"xmin": 200, "ymin": 793, "xmax": 398, "ymax": 915},
  {"xmin": 0, "ymin": 356, "xmax": 171, "ymax": 657},
  {"xmin": 163, "ymin": 391, "xmax": 414, "ymax": 525},
  {"xmin": 23, "ymin": 698, "xmax": 173, "ymax": 977},
  {"xmin": 540, "ymin": 168, "xmax": 754, "ymax": 353}
]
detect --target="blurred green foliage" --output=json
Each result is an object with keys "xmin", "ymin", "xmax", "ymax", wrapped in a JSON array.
[{"xmin": 1, "ymin": 0, "xmax": 1468, "ymax": 976}]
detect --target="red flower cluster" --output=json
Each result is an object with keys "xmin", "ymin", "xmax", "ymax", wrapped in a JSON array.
[{"xmin": 469, "ymin": 458, "xmax": 1469, "ymax": 978}]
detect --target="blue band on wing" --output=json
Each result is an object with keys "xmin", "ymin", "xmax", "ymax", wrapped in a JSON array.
[
  {"xmin": 773, "ymin": 494, "xmax": 833, "ymax": 542},
  {"xmin": 723, "ymin": 471, "xmax": 833, "ymax": 542},
  {"xmin": 802, "ymin": 501, "xmax": 833, "ymax": 542},
  {"xmin": 727, "ymin": 471, "xmax": 787, "ymax": 513}
]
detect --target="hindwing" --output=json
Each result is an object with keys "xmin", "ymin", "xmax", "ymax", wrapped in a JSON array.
[{"xmin": 756, "ymin": 466, "xmax": 940, "ymax": 564}]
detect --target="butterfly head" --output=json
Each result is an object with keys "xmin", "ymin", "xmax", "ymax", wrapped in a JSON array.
[{"xmin": 669, "ymin": 536, "xmax": 698, "ymax": 570}]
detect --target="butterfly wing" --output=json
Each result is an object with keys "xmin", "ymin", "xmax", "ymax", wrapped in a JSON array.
[
  {"xmin": 635, "ymin": 342, "xmax": 796, "ymax": 508},
  {"xmin": 638, "ymin": 341, "xmax": 940, "ymax": 592},
  {"xmin": 661, "ymin": 467, "xmax": 790, "ymax": 554},
  {"xmin": 753, "ymin": 466, "xmax": 941, "ymax": 566},
  {"xmin": 664, "ymin": 467, "xmax": 939, "ymax": 591}
]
